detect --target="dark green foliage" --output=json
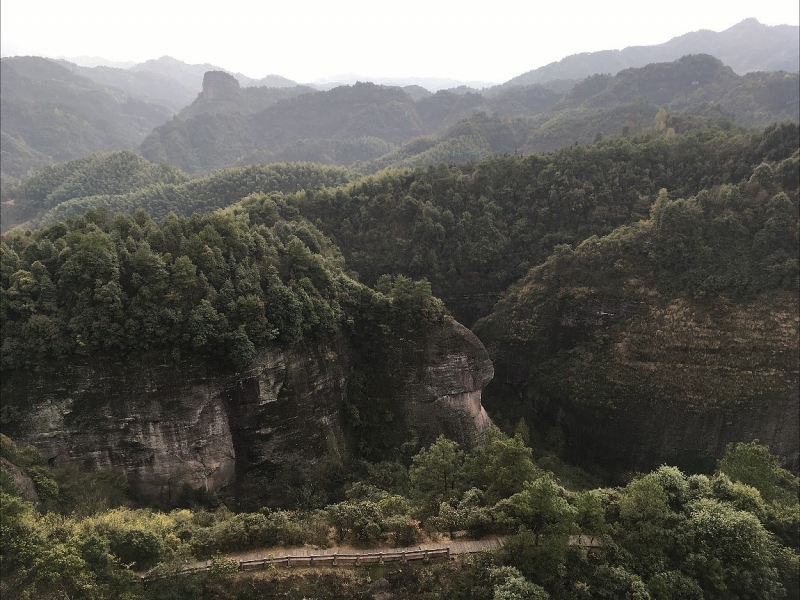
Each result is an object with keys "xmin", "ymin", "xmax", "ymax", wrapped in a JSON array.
[
  {"xmin": 1, "ymin": 431, "xmax": 797, "ymax": 600},
  {"xmin": 718, "ymin": 440, "xmax": 800, "ymax": 505},
  {"xmin": 408, "ymin": 436, "xmax": 465, "ymax": 512},
  {"xmin": 304, "ymin": 124, "xmax": 798, "ymax": 324},
  {"xmin": 2, "ymin": 150, "xmax": 188, "ymax": 229},
  {"xmin": 0, "ymin": 196, "xmax": 355, "ymax": 371},
  {"xmin": 473, "ymin": 140, "xmax": 798, "ymax": 455}
]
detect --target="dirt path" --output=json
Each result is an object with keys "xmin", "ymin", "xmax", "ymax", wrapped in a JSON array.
[
  {"xmin": 190, "ymin": 536, "xmax": 506, "ymax": 570},
  {"xmin": 144, "ymin": 535, "xmax": 601, "ymax": 579}
]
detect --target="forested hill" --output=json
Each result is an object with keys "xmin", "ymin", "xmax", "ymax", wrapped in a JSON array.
[
  {"xmin": 139, "ymin": 55, "xmax": 799, "ymax": 175},
  {"xmin": 0, "ymin": 57, "xmax": 174, "ymax": 186},
  {"xmin": 1, "ymin": 159, "xmax": 353, "ymax": 233},
  {"xmin": 299, "ymin": 123, "xmax": 799, "ymax": 324},
  {"xmin": 139, "ymin": 81, "xmax": 424, "ymax": 174},
  {"xmin": 3, "ymin": 53, "xmax": 797, "ymax": 185},
  {"xmin": 500, "ymin": 18, "xmax": 800, "ymax": 88},
  {"xmin": 175, "ymin": 71, "xmax": 315, "ymax": 120},
  {"xmin": 0, "ymin": 191, "xmax": 445, "ymax": 371},
  {"xmin": 472, "ymin": 146, "xmax": 799, "ymax": 474},
  {"xmin": 6, "ymin": 123, "xmax": 797, "ymax": 328}
]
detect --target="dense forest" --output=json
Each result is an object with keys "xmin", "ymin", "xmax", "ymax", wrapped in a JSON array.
[
  {"xmin": 2, "ymin": 117, "xmax": 798, "ymax": 598},
  {"xmin": 6, "ymin": 123, "xmax": 797, "ymax": 322},
  {"xmin": 2, "ymin": 430, "xmax": 798, "ymax": 599},
  {"xmin": 1, "ymin": 22, "xmax": 799, "ymax": 599}
]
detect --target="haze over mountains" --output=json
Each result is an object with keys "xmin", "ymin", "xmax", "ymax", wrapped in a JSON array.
[
  {"xmin": 501, "ymin": 17, "xmax": 799, "ymax": 88},
  {"xmin": 1, "ymin": 18, "xmax": 797, "ymax": 190}
]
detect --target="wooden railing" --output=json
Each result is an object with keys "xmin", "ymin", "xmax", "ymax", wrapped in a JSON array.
[
  {"xmin": 240, "ymin": 547, "xmax": 450, "ymax": 570},
  {"xmin": 140, "ymin": 547, "xmax": 452, "ymax": 582}
]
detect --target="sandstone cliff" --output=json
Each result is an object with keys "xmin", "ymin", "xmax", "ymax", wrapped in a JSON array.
[
  {"xmin": 476, "ymin": 208, "xmax": 800, "ymax": 476},
  {"xmin": 2, "ymin": 318, "xmax": 493, "ymax": 507}
]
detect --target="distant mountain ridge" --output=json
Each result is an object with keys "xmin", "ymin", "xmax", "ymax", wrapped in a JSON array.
[
  {"xmin": 0, "ymin": 56, "xmax": 174, "ymax": 185},
  {"xmin": 502, "ymin": 18, "xmax": 799, "ymax": 89},
  {"xmin": 35, "ymin": 18, "xmax": 800, "ymax": 102},
  {"xmin": 139, "ymin": 54, "xmax": 798, "ymax": 175},
  {"xmin": 55, "ymin": 56, "xmax": 301, "ymax": 111},
  {"xmin": 3, "ymin": 18, "xmax": 797, "ymax": 188}
]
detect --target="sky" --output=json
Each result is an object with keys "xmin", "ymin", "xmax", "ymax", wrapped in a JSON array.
[{"xmin": 1, "ymin": 0, "xmax": 798, "ymax": 84}]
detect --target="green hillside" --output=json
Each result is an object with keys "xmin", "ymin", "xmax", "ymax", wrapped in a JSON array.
[
  {"xmin": 300, "ymin": 123, "xmax": 799, "ymax": 325},
  {"xmin": 0, "ymin": 57, "xmax": 174, "ymax": 186},
  {"xmin": 473, "ymin": 149, "xmax": 799, "ymax": 473},
  {"xmin": 1, "ymin": 157, "xmax": 352, "ymax": 233}
]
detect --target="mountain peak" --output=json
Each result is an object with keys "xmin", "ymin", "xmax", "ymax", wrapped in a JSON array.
[
  {"xmin": 729, "ymin": 17, "xmax": 762, "ymax": 29},
  {"xmin": 201, "ymin": 70, "xmax": 240, "ymax": 99}
]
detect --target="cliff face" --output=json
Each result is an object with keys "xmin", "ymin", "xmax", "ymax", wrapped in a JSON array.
[
  {"xmin": 480, "ymin": 290, "xmax": 800, "ymax": 476},
  {"xmin": 401, "ymin": 320, "xmax": 494, "ymax": 448},
  {"xmin": 2, "ymin": 319, "xmax": 493, "ymax": 507},
  {"xmin": 201, "ymin": 70, "xmax": 240, "ymax": 100},
  {"xmin": 4, "ymin": 358, "xmax": 239, "ymax": 505}
]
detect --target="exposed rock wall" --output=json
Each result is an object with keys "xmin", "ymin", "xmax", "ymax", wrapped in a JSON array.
[
  {"xmin": 482, "ymin": 292, "xmax": 800, "ymax": 475},
  {"xmin": 402, "ymin": 320, "xmax": 494, "ymax": 448},
  {"xmin": 521, "ymin": 385, "xmax": 800, "ymax": 476},
  {"xmin": 1, "ymin": 456, "xmax": 39, "ymax": 504},
  {"xmin": 3, "ymin": 359, "xmax": 237, "ymax": 505},
  {"xmin": 201, "ymin": 70, "xmax": 240, "ymax": 100},
  {"xmin": 2, "ymin": 319, "xmax": 494, "ymax": 506}
]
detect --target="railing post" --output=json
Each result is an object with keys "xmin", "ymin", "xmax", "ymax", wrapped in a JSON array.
[
  {"xmin": 333, "ymin": 553, "xmax": 337, "ymax": 566},
  {"xmin": 379, "ymin": 552, "xmax": 384, "ymax": 565}
]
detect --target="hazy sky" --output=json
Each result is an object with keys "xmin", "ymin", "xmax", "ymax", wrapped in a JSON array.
[{"xmin": 1, "ymin": 0, "xmax": 798, "ymax": 84}]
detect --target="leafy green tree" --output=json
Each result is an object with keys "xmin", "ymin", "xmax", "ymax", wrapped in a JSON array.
[
  {"xmin": 504, "ymin": 475, "xmax": 576, "ymax": 541},
  {"xmin": 573, "ymin": 489, "xmax": 607, "ymax": 535},
  {"xmin": 617, "ymin": 474, "xmax": 676, "ymax": 577},
  {"xmin": 686, "ymin": 498, "xmax": 784, "ymax": 599},
  {"xmin": 489, "ymin": 565, "xmax": 550, "ymax": 600},
  {"xmin": 468, "ymin": 427, "xmax": 539, "ymax": 502},
  {"xmin": 590, "ymin": 565, "xmax": 651, "ymax": 600},
  {"xmin": 717, "ymin": 440, "xmax": 799, "ymax": 505},
  {"xmin": 409, "ymin": 435, "xmax": 465, "ymax": 512}
]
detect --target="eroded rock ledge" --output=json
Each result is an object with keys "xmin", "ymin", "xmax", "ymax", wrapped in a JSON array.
[{"xmin": 2, "ymin": 318, "xmax": 493, "ymax": 506}]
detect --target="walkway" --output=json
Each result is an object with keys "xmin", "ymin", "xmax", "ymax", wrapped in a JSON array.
[{"xmin": 143, "ymin": 534, "xmax": 600, "ymax": 580}]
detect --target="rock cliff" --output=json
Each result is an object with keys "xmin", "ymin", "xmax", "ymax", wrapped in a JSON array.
[
  {"xmin": 2, "ymin": 318, "xmax": 493, "ymax": 507},
  {"xmin": 201, "ymin": 70, "xmax": 240, "ymax": 100},
  {"xmin": 477, "ymin": 281, "xmax": 800, "ymax": 477}
]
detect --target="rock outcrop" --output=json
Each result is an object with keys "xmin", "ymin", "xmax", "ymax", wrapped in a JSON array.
[
  {"xmin": 479, "ymin": 289, "xmax": 800, "ymax": 476},
  {"xmin": 0, "ymin": 456, "xmax": 39, "ymax": 504},
  {"xmin": 201, "ymin": 70, "xmax": 240, "ymax": 100},
  {"xmin": 400, "ymin": 320, "xmax": 493, "ymax": 448},
  {"xmin": 2, "ymin": 318, "xmax": 493, "ymax": 507}
]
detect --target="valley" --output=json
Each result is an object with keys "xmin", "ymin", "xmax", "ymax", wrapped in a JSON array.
[{"xmin": 0, "ymin": 16, "xmax": 798, "ymax": 600}]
